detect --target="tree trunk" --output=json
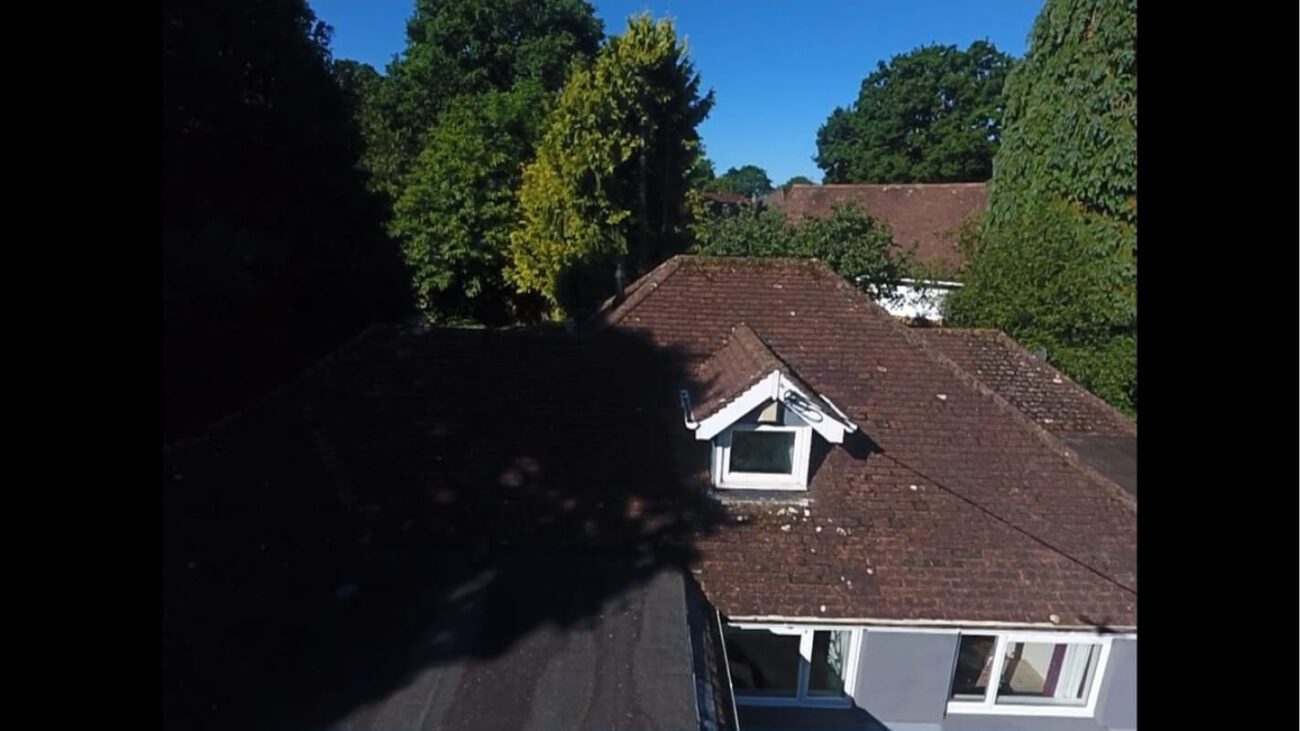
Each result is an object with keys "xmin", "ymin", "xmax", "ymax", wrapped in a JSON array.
[{"xmin": 637, "ymin": 116, "xmax": 650, "ymax": 274}]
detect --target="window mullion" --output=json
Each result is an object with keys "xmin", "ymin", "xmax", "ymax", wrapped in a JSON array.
[
  {"xmin": 984, "ymin": 634, "xmax": 1008, "ymax": 708},
  {"xmin": 797, "ymin": 630, "xmax": 813, "ymax": 700}
]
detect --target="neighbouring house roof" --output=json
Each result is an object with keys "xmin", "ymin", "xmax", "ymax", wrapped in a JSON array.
[
  {"xmin": 700, "ymin": 190, "xmax": 750, "ymax": 206},
  {"xmin": 600, "ymin": 256, "xmax": 1135, "ymax": 628},
  {"xmin": 914, "ymin": 328, "xmax": 1137, "ymax": 495},
  {"xmin": 763, "ymin": 183, "xmax": 987, "ymax": 272}
]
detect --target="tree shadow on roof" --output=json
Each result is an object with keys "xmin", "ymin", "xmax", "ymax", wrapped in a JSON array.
[{"xmin": 162, "ymin": 325, "xmax": 731, "ymax": 731}]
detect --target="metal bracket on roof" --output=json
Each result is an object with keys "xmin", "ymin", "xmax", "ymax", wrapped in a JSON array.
[{"xmin": 679, "ymin": 389, "xmax": 699, "ymax": 430}]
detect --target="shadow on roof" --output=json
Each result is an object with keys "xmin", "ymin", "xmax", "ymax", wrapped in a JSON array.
[{"xmin": 162, "ymin": 325, "xmax": 732, "ymax": 731}]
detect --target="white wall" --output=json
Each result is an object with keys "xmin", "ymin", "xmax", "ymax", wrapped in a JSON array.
[{"xmin": 876, "ymin": 279, "xmax": 961, "ymax": 322}]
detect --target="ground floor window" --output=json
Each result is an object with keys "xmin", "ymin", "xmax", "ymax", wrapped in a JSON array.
[
  {"xmin": 947, "ymin": 631, "xmax": 1112, "ymax": 717},
  {"xmin": 722, "ymin": 624, "xmax": 860, "ymax": 707}
]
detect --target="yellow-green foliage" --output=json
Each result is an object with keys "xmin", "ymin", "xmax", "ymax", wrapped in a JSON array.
[{"xmin": 509, "ymin": 15, "xmax": 711, "ymax": 318}]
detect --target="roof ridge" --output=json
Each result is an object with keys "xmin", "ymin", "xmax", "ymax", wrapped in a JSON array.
[
  {"xmin": 988, "ymin": 330, "xmax": 1137, "ymax": 436},
  {"xmin": 919, "ymin": 328, "xmax": 1136, "ymax": 436},
  {"xmin": 803, "ymin": 268, "xmax": 1137, "ymax": 591},
  {"xmin": 588, "ymin": 255, "xmax": 686, "ymax": 329},
  {"xmin": 819, "ymin": 267, "xmax": 1136, "ymax": 508},
  {"xmin": 783, "ymin": 182, "xmax": 989, "ymax": 189},
  {"xmin": 162, "ymin": 322, "xmax": 397, "ymax": 452}
]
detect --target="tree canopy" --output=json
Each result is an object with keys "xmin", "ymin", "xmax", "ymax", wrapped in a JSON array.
[
  {"xmin": 358, "ymin": 0, "xmax": 606, "ymax": 323},
  {"xmin": 389, "ymin": 84, "xmax": 550, "ymax": 324},
  {"xmin": 705, "ymin": 164, "xmax": 774, "ymax": 198},
  {"xmin": 782, "ymin": 175, "xmax": 815, "ymax": 189},
  {"xmin": 162, "ymin": 0, "xmax": 411, "ymax": 440},
  {"xmin": 815, "ymin": 41, "xmax": 1014, "ymax": 183},
  {"xmin": 508, "ymin": 15, "xmax": 713, "ymax": 319},
  {"xmin": 691, "ymin": 203, "xmax": 910, "ymax": 303},
  {"xmin": 946, "ymin": 0, "xmax": 1137, "ymax": 416}
]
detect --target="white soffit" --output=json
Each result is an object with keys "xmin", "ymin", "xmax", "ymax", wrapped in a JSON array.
[{"xmin": 694, "ymin": 370, "xmax": 856, "ymax": 443}]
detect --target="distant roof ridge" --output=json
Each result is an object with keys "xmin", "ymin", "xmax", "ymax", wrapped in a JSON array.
[
  {"xmin": 593, "ymin": 255, "xmax": 837, "ymax": 329},
  {"xmin": 783, "ymin": 181, "xmax": 989, "ymax": 188}
]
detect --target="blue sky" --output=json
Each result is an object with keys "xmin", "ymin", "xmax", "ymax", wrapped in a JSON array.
[{"xmin": 309, "ymin": 1, "xmax": 1042, "ymax": 184}]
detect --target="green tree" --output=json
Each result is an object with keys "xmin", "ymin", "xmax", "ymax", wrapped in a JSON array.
[
  {"xmin": 705, "ymin": 164, "xmax": 774, "ymax": 198},
  {"xmin": 363, "ymin": 0, "xmax": 605, "ymax": 322},
  {"xmin": 946, "ymin": 0, "xmax": 1137, "ymax": 415},
  {"xmin": 333, "ymin": 60, "xmax": 407, "ymax": 200},
  {"xmin": 815, "ymin": 41, "xmax": 1014, "ymax": 183},
  {"xmin": 384, "ymin": 0, "xmax": 605, "ymax": 177},
  {"xmin": 782, "ymin": 175, "xmax": 815, "ymax": 189},
  {"xmin": 509, "ymin": 15, "xmax": 713, "ymax": 319},
  {"xmin": 390, "ymin": 85, "xmax": 549, "ymax": 324},
  {"xmin": 163, "ymin": 0, "xmax": 411, "ymax": 430},
  {"xmin": 688, "ymin": 155, "xmax": 717, "ymax": 190},
  {"xmin": 691, "ymin": 203, "xmax": 910, "ymax": 303}
]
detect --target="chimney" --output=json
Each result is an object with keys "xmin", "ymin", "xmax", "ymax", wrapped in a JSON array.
[{"xmin": 614, "ymin": 260, "xmax": 627, "ymax": 301}]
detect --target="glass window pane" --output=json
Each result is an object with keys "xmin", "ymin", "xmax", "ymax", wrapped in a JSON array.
[
  {"xmin": 950, "ymin": 635, "xmax": 997, "ymax": 701},
  {"xmin": 807, "ymin": 630, "xmax": 851, "ymax": 696},
  {"xmin": 723, "ymin": 627, "xmax": 800, "ymax": 696},
  {"xmin": 996, "ymin": 642, "xmax": 1098, "ymax": 706},
  {"xmin": 730, "ymin": 430, "xmax": 795, "ymax": 474}
]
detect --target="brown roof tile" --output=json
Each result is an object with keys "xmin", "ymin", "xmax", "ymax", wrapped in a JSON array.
[
  {"xmin": 608, "ymin": 256, "xmax": 1136, "ymax": 628},
  {"xmin": 764, "ymin": 183, "xmax": 986, "ymax": 271},
  {"xmin": 914, "ymin": 328, "xmax": 1135, "ymax": 437}
]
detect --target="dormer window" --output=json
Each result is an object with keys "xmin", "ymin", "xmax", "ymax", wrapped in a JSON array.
[
  {"xmin": 681, "ymin": 324, "xmax": 858, "ymax": 492},
  {"xmin": 717, "ymin": 422, "xmax": 811, "ymax": 489}
]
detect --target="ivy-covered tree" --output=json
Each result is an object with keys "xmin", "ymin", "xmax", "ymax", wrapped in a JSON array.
[
  {"xmin": 508, "ymin": 15, "xmax": 713, "ymax": 319},
  {"xmin": 946, "ymin": 0, "xmax": 1137, "ymax": 415},
  {"xmin": 815, "ymin": 41, "xmax": 1014, "ymax": 183},
  {"xmin": 691, "ymin": 203, "xmax": 911, "ymax": 303},
  {"xmin": 705, "ymin": 164, "xmax": 774, "ymax": 198},
  {"xmin": 389, "ymin": 84, "xmax": 549, "ymax": 324}
]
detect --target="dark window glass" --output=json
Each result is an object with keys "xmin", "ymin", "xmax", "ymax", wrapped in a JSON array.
[
  {"xmin": 807, "ymin": 630, "xmax": 850, "ymax": 696},
  {"xmin": 723, "ymin": 627, "xmax": 800, "ymax": 696},
  {"xmin": 730, "ymin": 430, "xmax": 795, "ymax": 474},
  {"xmin": 951, "ymin": 635, "xmax": 997, "ymax": 700}
]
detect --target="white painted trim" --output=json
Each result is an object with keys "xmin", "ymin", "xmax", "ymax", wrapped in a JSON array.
[
  {"xmin": 694, "ymin": 370, "xmax": 854, "ymax": 443},
  {"xmin": 944, "ymin": 631, "xmax": 1115, "ymax": 718},
  {"xmin": 715, "ymin": 423, "xmax": 811, "ymax": 490},
  {"xmin": 724, "ymin": 622, "xmax": 862, "ymax": 709},
  {"xmin": 896, "ymin": 277, "xmax": 964, "ymax": 289},
  {"xmin": 725, "ymin": 615, "xmax": 1137, "ymax": 634}
]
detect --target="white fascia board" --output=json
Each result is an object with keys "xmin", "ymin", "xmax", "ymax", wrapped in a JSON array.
[
  {"xmin": 725, "ymin": 614, "xmax": 1137, "ymax": 635},
  {"xmin": 776, "ymin": 374, "xmax": 851, "ymax": 444},
  {"xmin": 694, "ymin": 371, "xmax": 857, "ymax": 443},
  {"xmin": 695, "ymin": 373, "xmax": 781, "ymax": 440}
]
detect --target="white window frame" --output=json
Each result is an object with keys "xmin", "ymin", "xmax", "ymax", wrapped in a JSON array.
[
  {"xmin": 713, "ymin": 423, "xmax": 812, "ymax": 490},
  {"xmin": 944, "ymin": 630, "xmax": 1114, "ymax": 718},
  {"xmin": 724, "ymin": 622, "xmax": 862, "ymax": 708}
]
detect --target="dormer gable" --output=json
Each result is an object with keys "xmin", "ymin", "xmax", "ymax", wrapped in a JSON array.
[{"xmin": 680, "ymin": 324, "xmax": 857, "ymax": 490}]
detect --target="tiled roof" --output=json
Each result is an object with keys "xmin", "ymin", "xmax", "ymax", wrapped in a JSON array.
[
  {"xmin": 604, "ymin": 256, "xmax": 1136, "ymax": 628},
  {"xmin": 688, "ymin": 323, "xmax": 831, "ymax": 424},
  {"xmin": 915, "ymin": 328, "xmax": 1136, "ymax": 495},
  {"xmin": 164, "ymin": 256, "xmax": 1138, "ymax": 729},
  {"xmin": 763, "ymin": 183, "xmax": 986, "ymax": 271},
  {"xmin": 913, "ymin": 328, "xmax": 1135, "ymax": 437}
]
